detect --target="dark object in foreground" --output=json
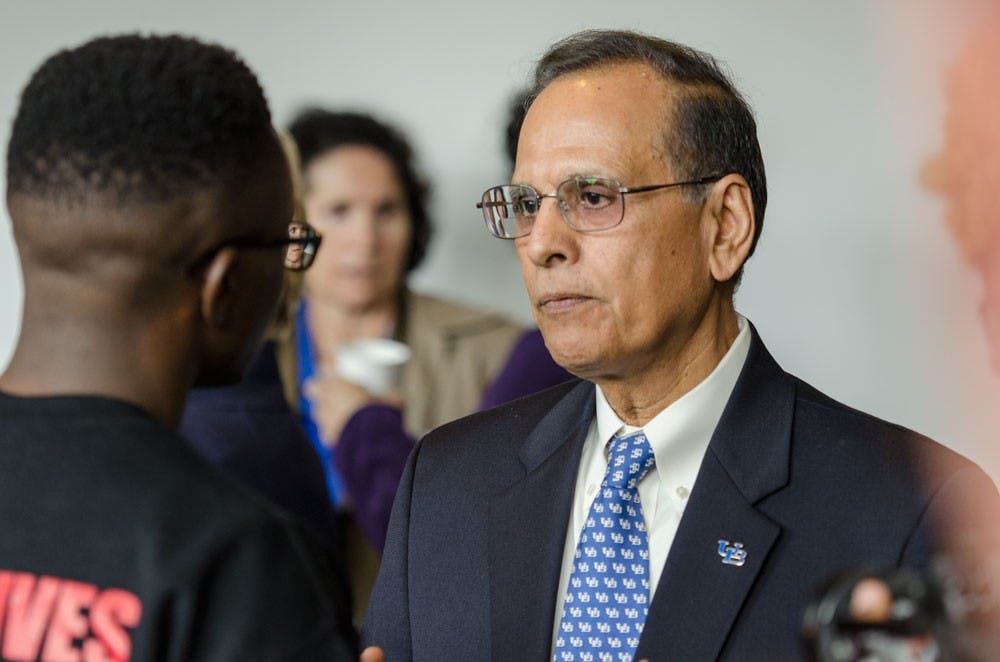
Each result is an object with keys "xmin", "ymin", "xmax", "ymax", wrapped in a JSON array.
[
  {"xmin": 802, "ymin": 566, "xmax": 950, "ymax": 661},
  {"xmin": 802, "ymin": 559, "xmax": 1000, "ymax": 662}
]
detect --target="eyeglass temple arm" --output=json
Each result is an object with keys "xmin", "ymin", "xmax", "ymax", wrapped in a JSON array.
[{"xmin": 620, "ymin": 174, "xmax": 724, "ymax": 195}]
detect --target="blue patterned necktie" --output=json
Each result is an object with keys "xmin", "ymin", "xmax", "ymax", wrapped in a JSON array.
[{"xmin": 554, "ymin": 430, "xmax": 656, "ymax": 662}]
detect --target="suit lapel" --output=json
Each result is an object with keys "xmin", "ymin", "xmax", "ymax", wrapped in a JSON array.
[
  {"xmin": 636, "ymin": 328, "xmax": 795, "ymax": 661},
  {"xmin": 489, "ymin": 382, "xmax": 595, "ymax": 661},
  {"xmin": 635, "ymin": 453, "xmax": 781, "ymax": 660}
]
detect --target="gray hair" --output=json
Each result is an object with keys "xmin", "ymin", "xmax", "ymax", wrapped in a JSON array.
[{"xmin": 529, "ymin": 29, "xmax": 767, "ymax": 260}]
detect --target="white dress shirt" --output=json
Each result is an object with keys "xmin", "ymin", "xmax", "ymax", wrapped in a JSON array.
[{"xmin": 550, "ymin": 315, "xmax": 752, "ymax": 649}]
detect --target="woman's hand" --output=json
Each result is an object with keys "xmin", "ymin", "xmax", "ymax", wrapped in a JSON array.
[
  {"xmin": 304, "ymin": 373, "xmax": 373, "ymax": 447},
  {"xmin": 304, "ymin": 373, "xmax": 401, "ymax": 447}
]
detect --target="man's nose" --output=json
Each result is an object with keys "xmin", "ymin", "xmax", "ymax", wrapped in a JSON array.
[{"xmin": 519, "ymin": 196, "xmax": 578, "ymax": 267}]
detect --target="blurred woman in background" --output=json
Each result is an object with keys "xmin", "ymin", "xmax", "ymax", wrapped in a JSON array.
[{"xmin": 282, "ymin": 109, "xmax": 568, "ymax": 617}]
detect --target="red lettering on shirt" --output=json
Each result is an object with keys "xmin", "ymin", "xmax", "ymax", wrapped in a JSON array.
[
  {"xmin": 41, "ymin": 579, "xmax": 98, "ymax": 662},
  {"xmin": 0, "ymin": 571, "xmax": 11, "ymax": 637},
  {"xmin": 2, "ymin": 572, "xmax": 60, "ymax": 659},
  {"xmin": 89, "ymin": 589, "xmax": 142, "ymax": 662},
  {"xmin": 0, "ymin": 570, "xmax": 142, "ymax": 662}
]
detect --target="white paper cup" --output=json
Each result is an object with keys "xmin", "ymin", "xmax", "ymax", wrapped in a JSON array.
[{"xmin": 334, "ymin": 338, "xmax": 411, "ymax": 396}]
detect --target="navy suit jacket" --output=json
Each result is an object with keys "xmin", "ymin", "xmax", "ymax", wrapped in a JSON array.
[
  {"xmin": 365, "ymin": 329, "xmax": 991, "ymax": 660},
  {"xmin": 181, "ymin": 342, "xmax": 342, "ymax": 552}
]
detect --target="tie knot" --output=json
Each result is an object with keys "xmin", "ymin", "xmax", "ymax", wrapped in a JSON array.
[{"xmin": 604, "ymin": 431, "xmax": 655, "ymax": 489}]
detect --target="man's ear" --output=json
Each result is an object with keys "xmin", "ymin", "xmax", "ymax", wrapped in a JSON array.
[
  {"xmin": 703, "ymin": 174, "xmax": 755, "ymax": 283},
  {"xmin": 200, "ymin": 246, "xmax": 239, "ymax": 329}
]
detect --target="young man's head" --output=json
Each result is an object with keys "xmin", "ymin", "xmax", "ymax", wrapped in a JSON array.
[{"xmin": 4, "ymin": 34, "xmax": 293, "ymax": 406}]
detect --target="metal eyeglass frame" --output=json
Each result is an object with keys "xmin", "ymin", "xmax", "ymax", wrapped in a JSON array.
[
  {"xmin": 476, "ymin": 174, "xmax": 723, "ymax": 239},
  {"xmin": 226, "ymin": 221, "xmax": 323, "ymax": 271}
]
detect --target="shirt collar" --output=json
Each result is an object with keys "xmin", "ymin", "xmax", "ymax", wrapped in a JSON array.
[{"xmin": 594, "ymin": 315, "xmax": 751, "ymax": 483}]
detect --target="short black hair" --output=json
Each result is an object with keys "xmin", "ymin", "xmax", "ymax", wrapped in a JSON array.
[
  {"xmin": 531, "ymin": 30, "xmax": 768, "ymax": 262},
  {"xmin": 6, "ymin": 34, "xmax": 276, "ymax": 203},
  {"xmin": 287, "ymin": 108, "xmax": 432, "ymax": 273}
]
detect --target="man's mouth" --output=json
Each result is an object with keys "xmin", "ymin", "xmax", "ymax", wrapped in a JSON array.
[{"xmin": 537, "ymin": 293, "xmax": 594, "ymax": 312}]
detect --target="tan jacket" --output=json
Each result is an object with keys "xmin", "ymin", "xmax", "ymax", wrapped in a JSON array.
[{"xmin": 275, "ymin": 290, "xmax": 523, "ymax": 436}]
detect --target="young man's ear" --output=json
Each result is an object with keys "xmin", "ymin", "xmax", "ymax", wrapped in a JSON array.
[
  {"xmin": 200, "ymin": 246, "xmax": 239, "ymax": 328},
  {"xmin": 703, "ymin": 174, "xmax": 755, "ymax": 283}
]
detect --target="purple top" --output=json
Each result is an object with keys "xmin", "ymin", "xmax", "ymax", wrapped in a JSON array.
[
  {"xmin": 335, "ymin": 328, "xmax": 572, "ymax": 552},
  {"xmin": 479, "ymin": 328, "xmax": 573, "ymax": 410},
  {"xmin": 334, "ymin": 405, "xmax": 411, "ymax": 552}
]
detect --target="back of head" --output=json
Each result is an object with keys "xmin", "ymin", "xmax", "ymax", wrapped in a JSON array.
[
  {"xmin": 4, "ymin": 34, "xmax": 292, "ymax": 405},
  {"xmin": 8, "ymin": 34, "xmax": 275, "ymax": 203},
  {"xmin": 529, "ymin": 30, "xmax": 768, "ymax": 261},
  {"xmin": 287, "ymin": 108, "xmax": 432, "ymax": 272},
  {"xmin": 6, "ymin": 34, "xmax": 282, "ymax": 308}
]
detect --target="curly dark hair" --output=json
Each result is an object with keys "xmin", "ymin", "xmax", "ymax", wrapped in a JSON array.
[
  {"xmin": 288, "ymin": 108, "xmax": 432, "ymax": 273},
  {"xmin": 6, "ymin": 33, "xmax": 275, "ymax": 202},
  {"xmin": 531, "ymin": 30, "xmax": 768, "ymax": 267}
]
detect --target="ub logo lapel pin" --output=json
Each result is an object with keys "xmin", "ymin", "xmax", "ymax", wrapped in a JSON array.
[{"xmin": 717, "ymin": 540, "xmax": 747, "ymax": 567}]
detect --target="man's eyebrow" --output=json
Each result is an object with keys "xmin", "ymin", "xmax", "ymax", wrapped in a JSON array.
[
  {"xmin": 511, "ymin": 172, "xmax": 620, "ymax": 189},
  {"xmin": 567, "ymin": 171, "xmax": 617, "ymax": 181}
]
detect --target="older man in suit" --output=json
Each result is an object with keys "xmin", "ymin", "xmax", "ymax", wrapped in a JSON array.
[{"xmin": 364, "ymin": 30, "xmax": 994, "ymax": 661}]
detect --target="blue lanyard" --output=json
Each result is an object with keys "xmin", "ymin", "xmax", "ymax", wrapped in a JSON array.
[{"xmin": 295, "ymin": 299, "xmax": 346, "ymax": 507}]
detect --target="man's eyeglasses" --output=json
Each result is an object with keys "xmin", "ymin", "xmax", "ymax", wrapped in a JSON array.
[
  {"xmin": 476, "ymin": 175, "xmax": 722, "ymax": 239},
  {"xmin": 228, "ymin": 221, "xmax": 322, "ymax": 271}
]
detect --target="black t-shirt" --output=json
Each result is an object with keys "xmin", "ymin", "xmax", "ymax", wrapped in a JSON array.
[{"xmin": 0, "ymin": 393, "xmax": 355, "ymax": 661}]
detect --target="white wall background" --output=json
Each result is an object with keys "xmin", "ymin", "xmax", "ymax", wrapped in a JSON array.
[{"xmin": 2, "ymin": 0, "xmax": 998, "ymax": 479}]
